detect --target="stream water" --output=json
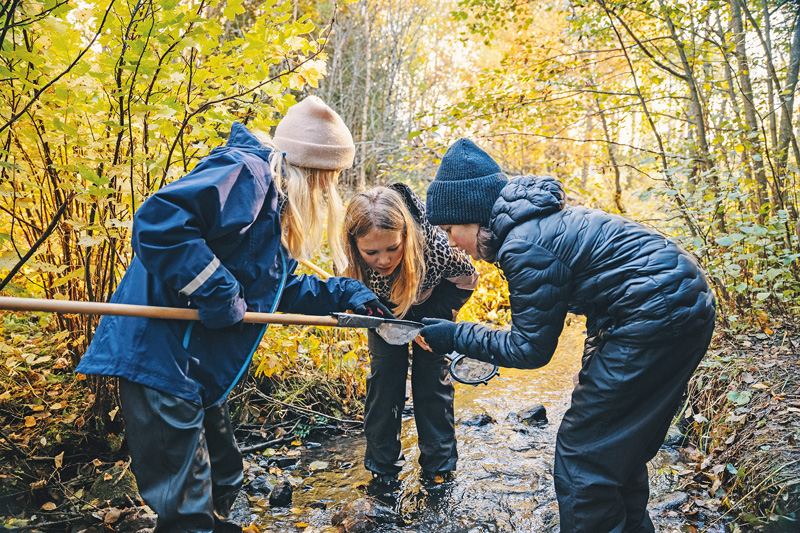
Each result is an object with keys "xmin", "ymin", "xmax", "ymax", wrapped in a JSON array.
[{"xmin": 244, "ymin": 319, "xmax": 725, "ymax": 532}]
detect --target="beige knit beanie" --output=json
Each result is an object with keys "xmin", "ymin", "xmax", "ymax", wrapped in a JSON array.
[{"xmin": 273, "ymin": 95, "xmax": 355, "ymax": 171}]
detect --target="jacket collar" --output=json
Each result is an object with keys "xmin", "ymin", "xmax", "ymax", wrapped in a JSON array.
[{"xmin": 226, "ymin": 122, "xmax": 272, "ymax": 157}]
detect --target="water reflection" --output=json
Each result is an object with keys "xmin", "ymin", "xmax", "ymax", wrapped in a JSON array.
[{"xmin": 248, "ymin": 318, "xmax": 699, "ymax": 531}]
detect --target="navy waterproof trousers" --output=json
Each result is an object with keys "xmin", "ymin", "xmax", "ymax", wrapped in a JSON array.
[
  {"xmin": 363, "ymin": 330, "xmax": 457, "ymax": 476},
  {"xmin": 119, "ymin": 379, "xmax": 243, "ymax": 533},
  {"xmin": 554, "ymin": 319, "xmax": 715, "ymax": 532}
]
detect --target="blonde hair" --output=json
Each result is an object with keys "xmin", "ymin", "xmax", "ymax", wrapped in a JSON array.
[
  {"xmin": 343, "ymin": 187, "xmax": 425, "ymax": 317},
  {"xmin": 251, "ymin": 130, "xmax": 347, "ymax": 273}
]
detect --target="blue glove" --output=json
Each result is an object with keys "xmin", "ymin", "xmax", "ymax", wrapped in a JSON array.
[{"xmin": 420, "ymin": 317, "xmax": 457, "ymax": 355}]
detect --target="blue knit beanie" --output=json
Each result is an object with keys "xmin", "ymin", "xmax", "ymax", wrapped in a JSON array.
[{"xmin": 426, "ymin": 138, "xmax": 507, "ymax": 226}]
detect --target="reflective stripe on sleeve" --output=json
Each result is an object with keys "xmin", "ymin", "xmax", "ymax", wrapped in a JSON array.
[{"xmin": 179, "ymin": 256, "xmax": 221, "ymax": 296}]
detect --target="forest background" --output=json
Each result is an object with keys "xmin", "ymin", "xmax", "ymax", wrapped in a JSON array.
[{"xmin": 1, "ymin": 0, "xmax": 799, "ymax": 529}]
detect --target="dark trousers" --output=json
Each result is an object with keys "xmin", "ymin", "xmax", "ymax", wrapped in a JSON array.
[
  {"xmin": 119, "ymin": 379, "xmax": 243, "ymax": 533},
  {"xmin": 363, "ymin": 330, "xmax": 457, "ymax": 476},
  {"xmin": 554, "ymin": 320, "xmax": 715, "ymax": 532}
]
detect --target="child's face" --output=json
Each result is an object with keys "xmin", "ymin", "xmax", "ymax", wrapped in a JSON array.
[
  {"xmin": 440, "ymin": 224, "xmax": 480, "ymax": 259},
  {"xmin": 356, "ymin": 228, "xmax": 405, "ymax": 276}
]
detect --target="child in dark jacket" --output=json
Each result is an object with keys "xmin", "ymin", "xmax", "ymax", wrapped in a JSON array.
[
  {"xmin": 76, "ymin": 97, "xmax": 390, "ymax": 532},
  {"xmin": 343, "ymin": 184, "xmax": 478, "ymax": 484},
  {"xmin": 420, "ymin": 138, "xmax": 715, "ymax": 532}
]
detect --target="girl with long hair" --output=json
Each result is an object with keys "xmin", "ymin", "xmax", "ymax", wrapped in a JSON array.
[{"xmin": 344, "ymin": 184, "xmax": 478, "ymax": 485}]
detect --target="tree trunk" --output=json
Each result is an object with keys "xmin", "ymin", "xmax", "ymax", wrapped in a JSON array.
[
  {"xmin": 659, "ymin": 1, "xmax": 712, "ymax": 172},
  {"xmin": 595, "ymin": 97, "xmax": 625, "ymax": 213},
  {"xmin": 777, "ymin": 13, "xmax": 800, "ymax": 175},
  {"xmin": 358, "ymin": 0, "xmax": 372, "ymax": 192},
  {"xmin": 730, "ymin": 0, "xmax": 770, "ymax": 218}
]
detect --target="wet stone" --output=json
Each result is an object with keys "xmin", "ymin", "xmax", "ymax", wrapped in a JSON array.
[
  {"xmin": 663, "ymin": 425, "xmax": 688, "ymax": 447},
  {"xmin": 228, "ymin": 492, "xmax": 253, "ymax": 528},
  {"xmin": 458, "ymin": 412, "xmax": 495, "ymax": 427},
  {"xmin": 648, "ymin": 490, "xmax": 688, "ymax": 511},
  {"xmin": 268, "ymin": 480, "xmax": 293, "ymax": 507},
  {"xmin": 509, "ymin": 404, "xmax": 548, "ymax": 427},
  {"xmin": 331, "ymin": 497, "xmax": 402, "ymax": 532},
  {"xmin": 271, "ymin": 456, "xmax": 299, "ymax": 468},
  {"xmin": 249, "ymin": 474, "xmax": 275, "ymax": 494}
]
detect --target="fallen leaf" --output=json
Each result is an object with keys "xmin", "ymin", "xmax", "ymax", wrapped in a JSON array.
[
  {"xmin": 309, "ymin": 461, "xmax": 328, "ymax": 470},
  {"xmin": 103, "ymin": 508, "xmax": 121, "ymax": 524},
  {"xmin": 24, "ymin": 416, "xmax": 36, "ymax": 427},
  {"xmin": 55, "ymin": 452, "xmax": 64, "ymax": 469},
  {"xmin": 41, "ymin": 502, "xmax": 56, "ymax": 511}
]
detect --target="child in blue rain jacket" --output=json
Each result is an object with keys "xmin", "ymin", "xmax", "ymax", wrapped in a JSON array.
[
  {"xmin": 420, "ymin": 138, "xmax": 716, "ymax": 533},
  {"xmin": 76, "ymin": 97, "xmax": 390, "ymax": 532}
]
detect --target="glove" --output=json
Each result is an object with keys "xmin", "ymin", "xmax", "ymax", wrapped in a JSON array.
[
  {"xmin": 420, "ymin": 317, "xmax": 457, "ymax": 355},
  {"xmin": 352, "ymin": 298, "xmax": 395, "ymax": 319}
]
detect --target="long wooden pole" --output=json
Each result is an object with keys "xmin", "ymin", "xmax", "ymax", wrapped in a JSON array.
[{"xmin": 0, "ymin": 297, "xmax": 339, "ymax": 327}]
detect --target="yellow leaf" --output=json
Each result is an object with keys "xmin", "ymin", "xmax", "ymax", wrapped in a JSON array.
[
  {"xmin": 41, "ymin": 502, "xmax": 57, "ymax": 511},
  {"xmin": 295, "ymin": 523, "xmax": 308, "ymax": 528},
  {"xmin": 33, "ymin": 405, "xmax": 45, "ymax": 412},
  {"xmin": 24, "ymin": 416, "xmax": 36, "ymax": 427},
  {"xmin": 243, "ymin": 525, "xmax": 260, "ymax": 533}
]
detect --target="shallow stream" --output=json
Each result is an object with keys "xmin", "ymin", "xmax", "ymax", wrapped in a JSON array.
[{"xmin": 246, "ymin": 319, "xmax": 722, "ymax": 532}]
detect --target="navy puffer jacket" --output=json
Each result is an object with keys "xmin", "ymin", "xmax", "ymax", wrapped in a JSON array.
[{"xmin": 454, "ymin": 176, "xmax": 716, "ymax": 369}]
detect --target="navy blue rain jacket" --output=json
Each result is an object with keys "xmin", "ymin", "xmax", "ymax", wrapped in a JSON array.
[
  {"xmin": 454, "ymin": 176, "xmax": 716, "ymax": 368},
  {"xmin": 76, "ymin": 123, "xmax": 375, "ymax": 406}
]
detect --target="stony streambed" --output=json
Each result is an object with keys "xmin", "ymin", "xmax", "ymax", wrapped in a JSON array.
[{"xmin": 239, "ymin": 319, "xmax": 726, "ymax": 532}]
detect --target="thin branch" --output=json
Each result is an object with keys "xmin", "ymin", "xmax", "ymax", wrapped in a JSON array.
[
  {"xmin": 0, "ymin": 195, "xmax": 73, "ymax": 291},
  {"xmin": 0, "ymin": 0, "xmax": 117, "ymax": 135}
]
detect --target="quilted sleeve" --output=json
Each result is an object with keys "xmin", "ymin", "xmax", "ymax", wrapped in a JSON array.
[{"xmin": 453, "ymin": 238, "xmax": 571, "ymax": 369}]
